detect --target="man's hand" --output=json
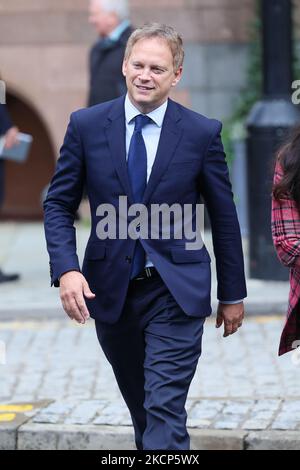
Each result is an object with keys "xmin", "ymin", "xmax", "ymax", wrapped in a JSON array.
[
  {"xmin": 60, "ymin": 271, "xmax": 96, "ymax": 324},
  {"xmin": 4, "ymin": 126, "xmax": 19, "ymax": 149},
  {"xmin": 216, "ymin": 301, "xmax": 244, "ymax": 337}
]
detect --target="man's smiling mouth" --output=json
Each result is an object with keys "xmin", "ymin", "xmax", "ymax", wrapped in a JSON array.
[{"xmin": 136, "ymin": 85, "xmax": 155, "ymax": 90}]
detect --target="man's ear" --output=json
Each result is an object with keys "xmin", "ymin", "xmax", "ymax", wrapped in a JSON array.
[
  {"xmin": 122, "ymin": 59, "xmax": 127, "ymax": 77},
  {"xmin": 172, "ymin": 66, "xmax": 183, "ymax": 87}
]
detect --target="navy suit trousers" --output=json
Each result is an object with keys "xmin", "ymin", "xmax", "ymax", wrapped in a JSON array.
[{"xmin": 94, "ymin": 273, "xmax": 205, "ymax": 450}]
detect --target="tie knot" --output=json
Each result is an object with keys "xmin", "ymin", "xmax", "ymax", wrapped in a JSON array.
[{"xmin": 134, "ymin": 114, "xmax": 152, "ymax": 132}]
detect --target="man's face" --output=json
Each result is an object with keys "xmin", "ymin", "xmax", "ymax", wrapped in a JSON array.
[
  {"xmin": 122, "ymin": 37, "xmax": 182, "ymax": 114},
  {"xmin": 88, "ymin": 0, "xmax": 115, "ymax": 37}
]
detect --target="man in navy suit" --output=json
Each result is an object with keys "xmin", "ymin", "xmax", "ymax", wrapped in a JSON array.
[
  {"xmin": 44, "ymin": 23, "xmax": 247, "ymax": 450},
  {"xmin": 0, "ymin": 104, "xmax": 20, "ymax": 283},
  {"xmin": 88, "ymin": 0, "xmax": 132, "ymax": 106}
]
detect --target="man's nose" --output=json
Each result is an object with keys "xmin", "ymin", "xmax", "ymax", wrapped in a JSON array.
[{"xmin": 139, "ymin": 69, "xmax": 151, "ymax": 80}]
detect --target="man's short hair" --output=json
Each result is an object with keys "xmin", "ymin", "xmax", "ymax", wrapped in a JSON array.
[
  {"xmin": 97, "ymin": 0, "xmax": 129, "ymax": 21},
  {"xmin": 124, "ymin": 23, "xmax": 184, "ymax": 72}
]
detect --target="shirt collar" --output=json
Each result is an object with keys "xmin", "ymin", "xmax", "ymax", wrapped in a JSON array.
[
  {"xmin": 124, "ymin": 93, "xmax": 168, "ymax": 128},
  {"xmin": 108, "ymin": 19, "xmax": 130, "ymax": 42}
]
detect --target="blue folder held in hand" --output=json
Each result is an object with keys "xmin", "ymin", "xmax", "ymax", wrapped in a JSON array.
[{"xmin": 0, "ymin": 132, "xmax": 33, "ymax": 163}]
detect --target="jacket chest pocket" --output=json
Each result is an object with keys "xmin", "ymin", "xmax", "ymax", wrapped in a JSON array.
[{"xmin": 161, "ymin": 160, "xmax": 200, "ymax": 181}]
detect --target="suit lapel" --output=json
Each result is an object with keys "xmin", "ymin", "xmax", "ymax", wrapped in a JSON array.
[
  {"xmin": 104, "ymin": 97, "xmax": 183, "ymax": 208},
  {"xmin": 105, "ymin": 97, "xmax": 134, "ymax": 205},
  {"xmin": 142, "ymin": 99, "xmax": 183, "ymax": 206}
]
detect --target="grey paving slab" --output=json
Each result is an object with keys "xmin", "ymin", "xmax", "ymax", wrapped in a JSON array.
[
  {"xmin": 1, "ymin": 317, "xmax": 299, "ymax": 404},
  {"xmin": 190, "ymin": 430, "xmax": 247, "ymax": 451},
  {"xmin": 246, "ymin": 431, "xmax": 300, "ymax": 450},
  {"xmin": 0, "ymin": 400, "xmax": 52, "ymax": 450},
  {"xmin": 18, "ymin": 423, "xmax": 136, "ymax": 450},
  {"xmin": 0, "ymin": 222, "xmax": 298, "ymax": 450}
]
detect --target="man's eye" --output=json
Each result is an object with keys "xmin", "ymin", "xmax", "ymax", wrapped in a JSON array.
[
  {"xmin": 153, "ymin": 69, "xmax": 163, "ymax": 74},
  {"xmin": 133, "ymin": 64, "xmax": 142, "ymax": 69}
]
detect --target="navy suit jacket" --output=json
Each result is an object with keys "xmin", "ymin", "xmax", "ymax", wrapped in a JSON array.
[
  {"xmin": 0, "ymin": 104, "xmax": 13, "ymax": 207},
  {"xmin": 88, "ymin": 26, "xmax": 132, "ymax": 107},
  {"xmin": 44, "ymin": 96, "xmax": 247, "ymax": 324}
]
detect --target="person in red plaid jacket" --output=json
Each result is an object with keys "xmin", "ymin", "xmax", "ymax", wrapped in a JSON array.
[{"xmin": 272, "ymin": 130, "xmax": 300, "ymax": 356}]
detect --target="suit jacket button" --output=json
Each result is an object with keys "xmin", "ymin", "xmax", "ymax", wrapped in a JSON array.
[{"xmin": 125, "ymin": 256, "xmax": 132, "ymax": 263}]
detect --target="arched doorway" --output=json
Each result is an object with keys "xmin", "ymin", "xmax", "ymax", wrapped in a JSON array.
[{"xmin": 0, "ymin": 92, "xmax": 56, "ymax": 220}]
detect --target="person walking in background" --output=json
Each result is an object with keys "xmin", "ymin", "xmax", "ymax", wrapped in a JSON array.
[
  {"xmin": 44, "ymin": 23, "xmax": 246, "ymax": 450},
  {"xmin": 272, "ymin": 129, "xmax": 300, "ymax": 356},
  {"xmin": 88, "ymin": 0, "xmax": 132, "ymax": 106},
  {"xmin": 0, "ymin": 104, "xmax": 20, "ymax": 283}
]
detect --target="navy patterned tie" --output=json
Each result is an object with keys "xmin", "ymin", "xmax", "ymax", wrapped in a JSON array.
[{"xmin": 127, "ymin": 114, "xmax": 152, "ymax": 279}]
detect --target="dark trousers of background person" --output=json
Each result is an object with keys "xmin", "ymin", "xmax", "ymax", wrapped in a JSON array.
[{"xmin": 95, "ymin": 273, "xmax": 205, "ymax": 450}]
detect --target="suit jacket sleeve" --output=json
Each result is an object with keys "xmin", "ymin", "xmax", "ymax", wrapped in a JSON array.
[
  {"xmin": 199, "ymin": 120, "xmax": 247, "ymax": 302},
  {"xmin": 43, "ymin": 112, "xmax": 85, "ymax": 286},
  {"xmin": 0, "ymin": 104, "xmax": 13, "ymax": 135}
]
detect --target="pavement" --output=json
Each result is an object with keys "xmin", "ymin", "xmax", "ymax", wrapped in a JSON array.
[{"xmin": 0, "ymin": 222, "xmax": 299, "ymax": 450}]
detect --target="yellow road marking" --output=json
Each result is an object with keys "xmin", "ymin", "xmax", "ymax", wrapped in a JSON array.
[
  {"xmin": 0, "ymin": 404, "xmax": 33, "ymax": 412},
  {"xmin": 250, "ymin": 316, "xmax": 283, "ymax": 323},
  {"xmin": 0, "ymin": 413, "xmax": 16, "ymax": 422}
]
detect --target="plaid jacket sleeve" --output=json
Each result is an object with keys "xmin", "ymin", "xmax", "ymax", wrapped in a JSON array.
[{"xmin": 271, "ymin": 161, "xmax": 300, "ymax": 270}]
